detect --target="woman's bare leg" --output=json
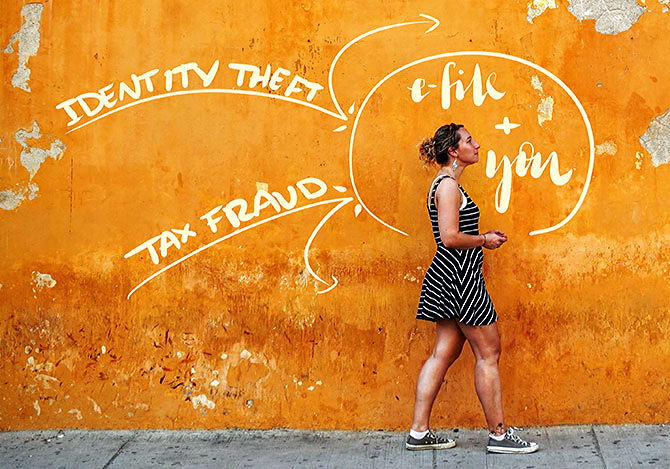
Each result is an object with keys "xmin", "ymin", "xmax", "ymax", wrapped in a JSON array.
[
  {"xmin": 457, "ymin": 321, "xmax": 505, "ymax": 434},
  {"xmin": 411, "ymin": 319, "xmax": 466, "ymax": 431}
]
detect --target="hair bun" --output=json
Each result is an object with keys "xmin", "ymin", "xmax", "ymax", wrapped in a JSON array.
[{"xmin": 419, "ymin": 137, "xmax": 437, "ymax": 164}]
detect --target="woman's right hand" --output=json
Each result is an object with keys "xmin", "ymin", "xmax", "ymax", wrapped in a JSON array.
[{"xmin": 482, "ymin": 230, "xmax": 507, "ymax": 249}]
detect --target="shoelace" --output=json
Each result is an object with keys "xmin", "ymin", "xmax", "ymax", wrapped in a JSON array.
[
  {"xmin": 505, "ymin": 428, "xmax": 531, "ymax": 446},
  {"xmin": 426, "ymin": 430, "xmax": 439, "ymax": 443},
  {"xmin": 425, "ymin": 429, "xmax": 449, "ymax": 443}
]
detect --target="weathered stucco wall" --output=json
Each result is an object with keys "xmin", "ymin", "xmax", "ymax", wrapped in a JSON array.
[{"xmin": 1, "ymin": 0, "xmax": 668, "ymax": 430}]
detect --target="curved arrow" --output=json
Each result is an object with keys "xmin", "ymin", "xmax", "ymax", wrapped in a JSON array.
[
  {"xmin": 66, "ymin": 89, "xmax": 345, "ymax": 134},
  {"xmin": 126, "ymin": 196, "xmax": 353, "ymax": 299},
  {"xmin": 347, "ymin": 51, "xmax": 595, "ymax": 237},
  {"xmin": 327, "ymin": 14, "xmax": 440, "ymax": 120},
  {"xmin": 66, "ymin": 15, "xmax": 441, "ymax": 134},
  {"xmin": 303, "ymin": 197, "xmax": 354, "ymax": 294}
]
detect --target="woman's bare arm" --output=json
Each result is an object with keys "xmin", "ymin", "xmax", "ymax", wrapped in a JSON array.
[{"xmin": 435, "ymin": 179, "xmax": 506, "ymax": 249}]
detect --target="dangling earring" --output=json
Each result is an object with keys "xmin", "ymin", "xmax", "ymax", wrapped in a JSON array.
[{"xmin": 451, "ymin": 159, "xmax": 459, "ymax": 171}]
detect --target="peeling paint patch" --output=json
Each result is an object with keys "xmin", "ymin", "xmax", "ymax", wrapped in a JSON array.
[
  {"xmin": 527, "ymin": 0, "xmax": 558, "ymax": 23},
  {"xmin": 16, "ymin": 122, "xmax": 67, "ymax": 179},
  {"xmin": 68, "ymin": 408, "xmax": 83, "ymax": 420},
  {"xmin": 87, "ymin": 397, "xmax": 102, "ymax": 414},
  {"xmin": 240, "ymin": 349, "xmax": 252, "ymax": 360},
  {"xmin": 26, "ymin": 356, "xmax": 54, "ymax": 373},
  {"xmin": 1, "ymin": 121, "xmax": 66, "ymax": 211},
  {"xmin": 33, "ymin": 400, "xmax": 41, "ymax": 416},
  {"xmin": 0, "ymin": 183, "xmax": 38, "ymax": 210},
  {"xmin": 3, "ymin": 3, "xmax": 44, "ymax": 92},
  {"xmin": 32, "ymin": 271, "xmax": 56, "ymax": 289},
  {"xmin": 595, "ymin": 140, "xmax": 618, "ymax": 155},
  {"xmin": 531, "ymin": 75, "xmax": 544, "ymax": 93},
  {"xmin": 238, "ymin": 266, "xmax": 264, "ymax": 284},
  {"xmin": 191, "ymin": 394, "xmax": 215, "ymax": 410},
  {"xmin": 567, "ymin": 0, "xmax": 645, "ymax": 35},
  {"xmin": 537, "ymin": 97, "xmax": 554, "ymax": 126},
  {"xmin": 35, "ymin": 374, "xmax": 58, "ymax": 389},
  {"xmin": 639, "ymin": 108, "xmax": 670, "ymax": 167},
  {"xmin": 530, "ymin": 75, "xmax": 554, "ymax": 126},
  {"xmin": 635, "ymin": 151, "xmax": 644, "ymax": 170},
  {"xmin": 403, "ymin": 272, "xmax": 419, "ymax": 282}
]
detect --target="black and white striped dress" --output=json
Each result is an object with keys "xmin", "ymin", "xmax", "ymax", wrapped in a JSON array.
[{"xmin": 416, "ymin": 174, "xmax": 498, "ymax": 326}]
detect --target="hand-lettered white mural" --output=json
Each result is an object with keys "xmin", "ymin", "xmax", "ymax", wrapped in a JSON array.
[{"xmin": 54, "ymin": 14, "xmax": 594, "ymax": 299}]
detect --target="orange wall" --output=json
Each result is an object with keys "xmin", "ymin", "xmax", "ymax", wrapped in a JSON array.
[{"xmin": 1, "ymin": 0, "xmax": 669, "ymax": 430}]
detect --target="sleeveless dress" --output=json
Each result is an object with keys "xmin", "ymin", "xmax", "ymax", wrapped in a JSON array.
[{"xmin": 416, "ymin": 174, "xmax": 498, "ymax": 326}]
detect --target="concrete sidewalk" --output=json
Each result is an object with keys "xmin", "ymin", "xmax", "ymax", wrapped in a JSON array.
[{"xmin": 0, "ymin": 424, "xmax": 667, "ymax": 468}]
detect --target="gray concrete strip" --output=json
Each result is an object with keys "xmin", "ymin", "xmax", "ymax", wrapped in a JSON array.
[
  {"xmin": 434, "ymin": 428, "xmax": 487, "ymax": 467},
  {"xmin": 110, "ymin": 430, "xmax": 433, "ymax": 469},
  {"xmin": 109, "ymin": 430, "xmax": 233, "ymax": 468},
  {"xmin": 0, "ymin": 430, "xmax": 134, "ymax": 469},
  {"xmin": 510, "ymin": 425, "xmax": 605, "ymax": 468},
  {"xmin": 0, "ymin": 425, "xmax": 667, "ymax": 468},
  {"xmin": 594, "ymin": 424, "xmax": 670, "ymax": 468},
  {"xmin": 458, "ymin": 425, "xmax": 603, "ymax": 469}
]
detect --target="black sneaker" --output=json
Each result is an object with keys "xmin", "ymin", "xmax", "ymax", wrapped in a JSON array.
[
  {"xmin": 405, "ymin": 429, "xmax": 456, "ymax": 451},
  {"xmin": 486, "ymin": 427, "xmax": 539, "ymax": 454}
]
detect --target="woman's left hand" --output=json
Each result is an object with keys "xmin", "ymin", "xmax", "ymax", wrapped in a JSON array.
[
  {"xmin": 492, "ymin": 230, "xmax": 507, "ymax": 241},
  {"xmin": 492, "ymin": 230, "xmax": 508, "ymax": 246}
]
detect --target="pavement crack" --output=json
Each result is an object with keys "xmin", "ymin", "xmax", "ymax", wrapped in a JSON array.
[
  {"xmin": 432, "ymin": 449, "xmax": 437, "ymax": 468},
  {"xmin": 590, "ymin": 425, "xmax": 608, "ymax": 469},
  {"xmin": 102, "ymin": 432, "xmax": 136, "ymax": 469}
]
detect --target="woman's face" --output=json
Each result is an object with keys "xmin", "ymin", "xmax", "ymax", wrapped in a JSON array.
[{"xmin": 452, "ymin": 128, "xmax": 480, "ymax": 165}]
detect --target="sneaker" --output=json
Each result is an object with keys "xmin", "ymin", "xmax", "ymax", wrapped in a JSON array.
[
  {"xmin": 486, "ymin": 427, "xmax": 539, "ymax": 454},
  {"xmin": 405, "ymin": 429, "xmax": 456, "ymax": 451}
]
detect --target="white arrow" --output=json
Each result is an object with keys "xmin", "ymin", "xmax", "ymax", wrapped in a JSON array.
[
  {"xmin": 66, "ymin": 15, "xmax": 441, "ymax": 135},
  {"xmin": 126, "ymin": 197, "xmax": 354, "ymax": 299},
  {"xmin": 327, "ymin": 14, "xmax": 440, "ymax": 121},
  {"xmin": 302, "ymin": 197, "xmax": 354, "ymax": 294}
]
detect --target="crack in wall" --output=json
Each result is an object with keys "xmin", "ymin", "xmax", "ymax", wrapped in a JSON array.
[
  {"xmin": 567, "ymin": 0, "xmax": 646, "ymax": 35},
  {"xmin": 639, "ymin": 108, "xmax": 670, "ymax": 167},
  {"xmin": 4, "ymin": 3, "xmax": 44, "ymax": 92}
]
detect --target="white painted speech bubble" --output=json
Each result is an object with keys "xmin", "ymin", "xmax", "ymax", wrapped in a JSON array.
[{"xmin": 347, "ymin": 51, "xmax": 595, "ymax": 237}]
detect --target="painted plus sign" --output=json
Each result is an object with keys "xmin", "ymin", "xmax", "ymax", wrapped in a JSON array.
[{"xmin": 494, "ymin": 116, "xmax": 521, "ymax": 135}]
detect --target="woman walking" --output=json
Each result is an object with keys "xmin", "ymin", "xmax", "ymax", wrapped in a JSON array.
[{"xmin": 406, "ymin": 123, "xmax": 538, "ymax": 454}]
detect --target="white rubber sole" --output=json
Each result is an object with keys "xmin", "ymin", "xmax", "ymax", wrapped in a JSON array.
[
  {"xmin": 406, "ymin": 441, "xmax": 457, "ymax": 451},
  {"xmin": 486, "ymin": 444, "xmax": 539, "ymax": 454}
]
